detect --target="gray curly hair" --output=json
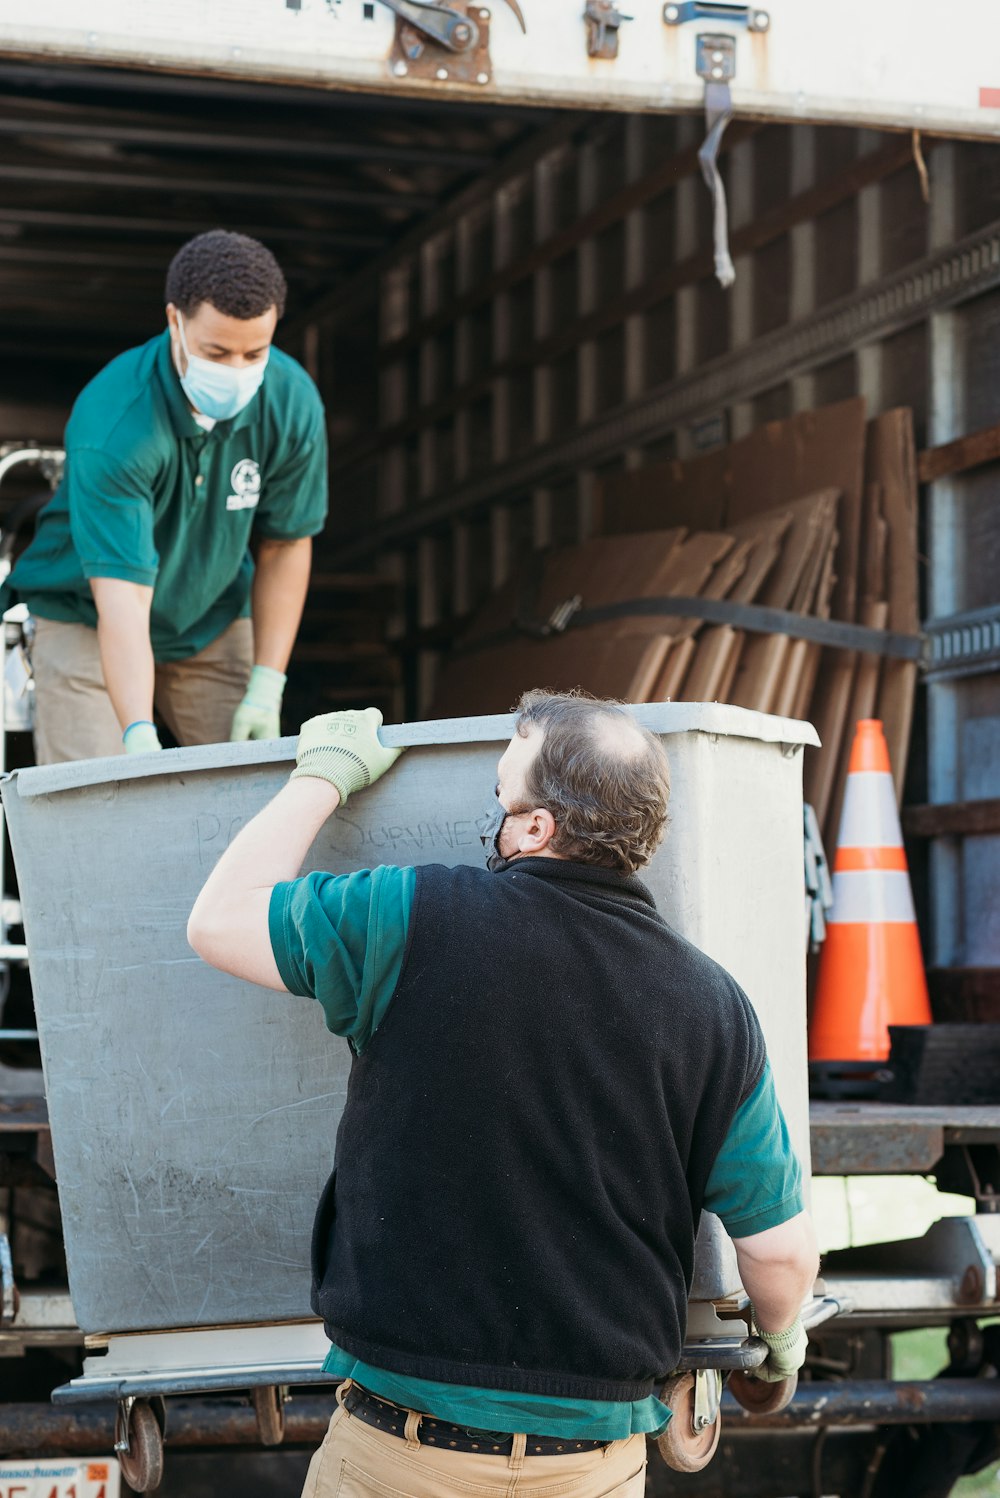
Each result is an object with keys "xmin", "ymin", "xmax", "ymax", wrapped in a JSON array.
[{"xmin": 513, "ymin": 689, "xmax": 671, "ymax": 876}]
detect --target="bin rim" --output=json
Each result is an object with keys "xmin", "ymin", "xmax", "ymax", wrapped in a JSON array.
[{"xmin": 4, "ymin": 701, "xmax": 819, "ymax": 800}]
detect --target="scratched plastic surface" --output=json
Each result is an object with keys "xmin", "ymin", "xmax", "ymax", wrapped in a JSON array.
[{"xmin": 2, "ymin": 706, "xmax": 813, "ymax": 1334}]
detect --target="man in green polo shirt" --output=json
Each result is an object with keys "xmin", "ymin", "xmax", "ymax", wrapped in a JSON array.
[{"xmin": 9, "ymin": 229, "xmax": 327, "ymax": 764}]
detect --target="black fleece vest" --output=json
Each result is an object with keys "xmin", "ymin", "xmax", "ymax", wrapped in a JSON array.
[{"xmin": 311, "ymin": 858, "xmax": 766, "ymax": 1401}]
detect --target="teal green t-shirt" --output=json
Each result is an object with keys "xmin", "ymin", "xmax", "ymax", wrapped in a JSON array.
[
  {"xmin": 269, "ymin": 865, "xmax": 804, "ymax": 1440},
  {"xmin": 11, "ymin": 330, "xmax": 328, "ymax": 661}
]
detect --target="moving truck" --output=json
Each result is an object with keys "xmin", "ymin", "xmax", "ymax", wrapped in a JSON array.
[{"xmin": 0, "ymin": 4, "xmax": 999, "ymax": 1494}]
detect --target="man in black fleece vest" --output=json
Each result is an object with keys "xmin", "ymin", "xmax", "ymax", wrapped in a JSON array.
[{"xmin": 190, "ymin": 690, "xmax": 819, "ymax": 1498}]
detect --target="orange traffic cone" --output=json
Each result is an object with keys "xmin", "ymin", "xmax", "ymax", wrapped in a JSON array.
[{"xmin": 809, "ymin": 719, "xmax": 932, "ymax": 1094}]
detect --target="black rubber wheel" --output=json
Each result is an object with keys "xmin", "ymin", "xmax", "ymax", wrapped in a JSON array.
[
  {"xmin": 117, "ymin": 1400, "xmax": 164, "ymax": 1493},
  {"xmin": 729, "ymin": 1367, "xmax": 798, "ymax": 1414},
  {"xmin": 655, "ymin": 1372, "xmax": 722, "ymax": 1473},
  {"xmin": 251, "ymin": 1384, "xmax": 286, "ymax": 1446}
]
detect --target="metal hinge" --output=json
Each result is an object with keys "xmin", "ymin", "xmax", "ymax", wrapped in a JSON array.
[
  {"xmin": 381, "ymin": 0, "xmax": 480, "ymax": 52},
  {"xmin": 381, "ymin": 0, "xmax": 525, "ymax": 84},
  {"xmin": 584, "ymin": 0, "xmax": 632, "ymax": 59},
  {"xmin": 696, "ymin": 32, "xmax": 736, "ymax": 83}
]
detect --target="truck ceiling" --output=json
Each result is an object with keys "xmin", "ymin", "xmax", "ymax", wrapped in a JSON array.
[
  {"xmin": 0, "ymin": 0, "xmax": 998, "ymax": 140},
  {"xmin": 0, "ymin": 60, "xmax": 557, "ymax": 404}
]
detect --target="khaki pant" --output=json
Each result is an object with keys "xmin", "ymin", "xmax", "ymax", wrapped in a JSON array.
[
  {"xmin": 30, "ymin": 616, "xmax": 254, "ymax": 765},
  {"xmin": 301, "ymin": 1385, "xmax": 647, "ymax": 1498}
]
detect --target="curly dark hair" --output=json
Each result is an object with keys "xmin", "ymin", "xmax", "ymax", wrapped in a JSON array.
[
  {"xmin": 165, "ymin": 230, "xmax": 287, "ymax": 319},
  {"xmin": 514, "ymin": 689, "xmax": 671, "ymax": 876}
]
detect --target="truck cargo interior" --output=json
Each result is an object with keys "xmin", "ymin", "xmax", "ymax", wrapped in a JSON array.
[
  {"xmin": 0, "ymin": 35, "xmax": 998, "ymax": 1498},
  {"xmin": 2, "ymin": 57, "xmax": 996, "ymax": 973}
]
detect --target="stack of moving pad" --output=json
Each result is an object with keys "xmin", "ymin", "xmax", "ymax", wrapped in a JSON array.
[{"xmin": 431, "ymin": 397, "xmax": 920, "ymax": 857}]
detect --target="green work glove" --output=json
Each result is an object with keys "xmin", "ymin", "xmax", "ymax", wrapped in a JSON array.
[
  {"xmin": 751, "ymin": 1311, "xmax": 808, "ymax": 1382},
  {"xmin": 230, "ymin": 665, "xmax": 286, "ymax": 742},
  {"xmin": 291, "ymin": 708, "xmax": 403, "ymax": 803},
  {"xmin": 122, "ymin": 721, "xmax": 162, "ymax": 755}
]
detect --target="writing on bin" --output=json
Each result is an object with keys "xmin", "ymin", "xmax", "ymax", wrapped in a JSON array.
[
  {"xmin": 333, "ymin": 817, "xmax": 482, "ymax": 853},
  {"xmin": 195, "ymin": 811, "xmax": 485, "ymax": 861},
  {"xmin": 195, "ymin": 812, "xmax": 248, "ymax": 865}
]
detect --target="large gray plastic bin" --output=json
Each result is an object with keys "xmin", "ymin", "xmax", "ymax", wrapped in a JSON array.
[{"xmin": 2, "ymin": 703, "xmax": 817, "ymax": 1336}]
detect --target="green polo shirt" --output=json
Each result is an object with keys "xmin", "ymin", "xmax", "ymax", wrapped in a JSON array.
[
  {"xmin": 10, "ymin": 330, "xmax": 328, "ymax": 661},
  {"xmin": 268, "ymin": 864, "xmax": 805, "ymax": 1441}
]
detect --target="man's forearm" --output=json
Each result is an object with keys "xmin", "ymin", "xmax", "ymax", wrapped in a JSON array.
[
  {"xmin": 733, "ymin": 1213, "xmax": 820, "ymax": 1332},
  {"xmin": 91, "ymin": 578, "xmax": 155, "ymax": 732},
  {"xmin": 738, "ymin": 1260, "xmax": 816, "ymax": 1332},
  {"xmin": 188, "ymin": 775, "xmax": 340, "ymax": 986},
  {"xmin": 251, "ymin": 537, "xmax": 312, "ymax": 673},
  {"xmin": 199, "ymin": 776, "xmax": 340, "ymax": 899},
  {"xmin": 189, "ymin": 709, "xmax": 400, "ymax": 986}
]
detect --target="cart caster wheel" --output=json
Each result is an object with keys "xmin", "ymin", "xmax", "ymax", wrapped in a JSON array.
[
  {"xmin": 729, "ymin": 1368, "xmax": 798, "ymax": 1414},
  {"xmin": 251, "ymin": 1383, "xmax": 286, "ymax": 1446},
  {"xmin": 115, "ymin": 1398, "xmax": 164, "ymax": 1492},
  {"xmin": 656, "ymin": 1371, "xmax": 722, "ymax": 1473}
]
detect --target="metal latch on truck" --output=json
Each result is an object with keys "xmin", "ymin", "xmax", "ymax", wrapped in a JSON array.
[
  {"xmin": 663, "ymin": 1, "xmax": 771, "ymax": 287},
  {"xmin": 583, "ymin": 1, "xmax": 632, "ymax": 59},
  {"xmin": 380, "ymin": 0, "xmax": 526, "ymax": 83}
]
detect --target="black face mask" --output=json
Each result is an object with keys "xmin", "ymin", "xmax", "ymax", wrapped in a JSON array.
[{"xmin": 479, "ymin": 793, "xmax": 512, "ymax": 873}]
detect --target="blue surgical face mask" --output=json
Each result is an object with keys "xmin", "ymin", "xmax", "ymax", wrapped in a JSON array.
[
  {"xmin": 480, "ymin": 791, "xmax": 512, "ymax": 873},
  {"xmin": 175, "ymin": 312, "xmax": 268, "ymax": 421}
]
